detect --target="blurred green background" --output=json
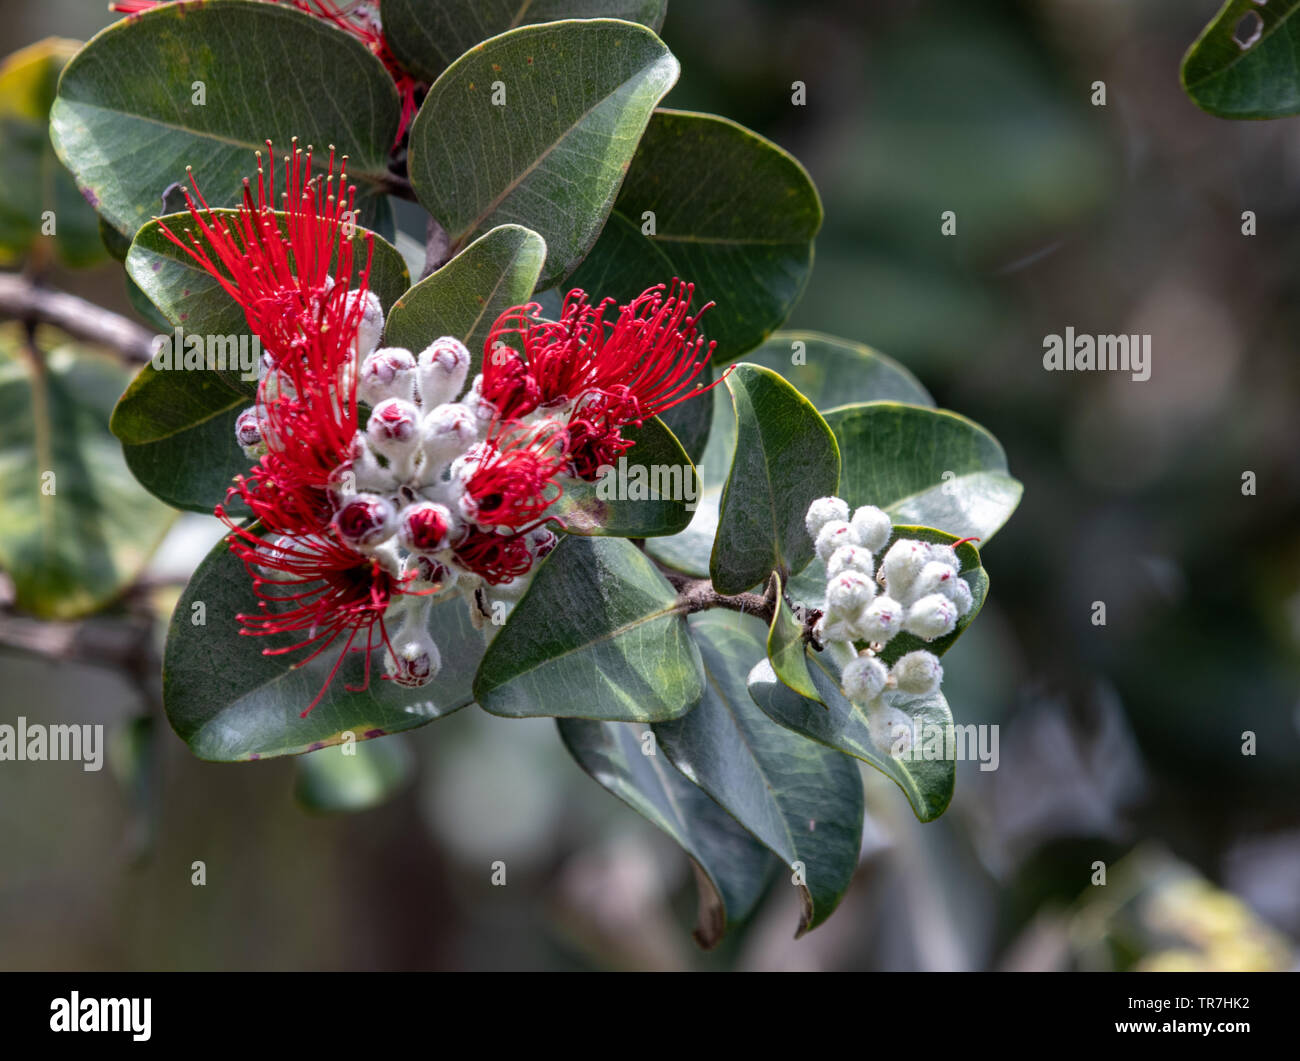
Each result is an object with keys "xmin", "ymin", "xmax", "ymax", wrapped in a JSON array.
[{"xmin": 1, "ymin": 0, "xmax": 1298, "ymax": 970}]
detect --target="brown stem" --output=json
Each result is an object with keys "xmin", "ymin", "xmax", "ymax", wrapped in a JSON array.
[{"xmin": 0, "ymin": 272, "xmax": 157, "ymax": 363}]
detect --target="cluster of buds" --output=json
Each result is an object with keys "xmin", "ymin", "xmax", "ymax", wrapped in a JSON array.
[
  {"xmin": 158, "ymin": 142, "xmax": 719, "ymax": 715},
  {"xmin": 804, "ymin": 496, "xmax": 975, "ymax": 755}
]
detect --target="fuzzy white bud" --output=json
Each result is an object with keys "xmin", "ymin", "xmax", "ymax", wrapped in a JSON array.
[
  {"xmin": 234, "ymin": 406, "xmax": 265, "ymax": 458},
  {"xmin": 417, "ymin": 337, "xmax": 472, "ymax": 408},
  {"xmin": 903, "ymin": 594, "xmax": 958, "ymax": 640},
  {"xmin": 912, "ymin": 560, "xmax": 959, "ymax": 602},
  {"xmin": 825, "ymin": 570, "xmax": 876, "ymax": 617},
  {"xmin": 850, "ymin": 505, "xmax": 892, "ymax": 552},
  {"xmin": 347, "ymin": 289, "xmax": 385, "ymax": 360},
  {"xmin": 890, "ymin": 650, "xmax": 943, "ymax": 696},
  {"xmin": 826, "ymin": 544, "xmax": 874, "ymax": 579},
  {"xmin": 880, "ymin": 538, "xmax": 929, "ymax": 599},
  {"xmin": 814, "ymin": 520, "xmax": 854, "ymax": 562},
  {"xmin": 813, "ymin": 613, "xmax": 856, "ymax": 647},
  {"xmin": 358, "ymin": 347, "xmax": 417, "ymax": 406},
  {"xmin": 805, "ymin": 496, "xmax": 851, "ymax": 540},
  {"xmin": 422, "ymin": 402, "xmax": 478, "ymax": 471},
  {"xmin": 385, "ymin": 629, "xmax": 441, "ymax": 688},
  {"xmin": 853, "ymin": 595, "xmax": 903, "ymax": 644},
  {"xmin": 842, "ymin": 654, "xmax": 888, "ymax": 702},
  {"xmin": 948, "ymin": 576, "xmax": 974, "ymax": 617}
]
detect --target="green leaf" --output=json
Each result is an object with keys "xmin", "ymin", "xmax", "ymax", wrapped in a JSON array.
[
  {"xmin": 655, "ymin": 611, "xmax": 863, "ymax": 934},
  {"xmin": 710, "ymin": 364, "xmax": 839, "ymax": 595},
  {"xmin": 474, "ymin": 535, "xmax": 703, "ymax": 721},
  {"xmin": 0, "ymin": 38, "xmax": 104, "ymax": 268},
  {"xmin": 565, "ymin": 110, "xmax": 823, "ymax": 363},
  {"xmin": 1181, "ymin": 0, "xmax": 1300, "ymax": 118},
  {"xmin": 748, "ymin": 653, "xmax": 955, "ymax": 823},
  {"xmin": 548, "ymin": 417, "xmax": 697, "ymax": 537},
  {"xmin": 0, "ymin": 325, "xmax": 175, "ymax": 618},
  {"xmin": 294, "ymin": 736, "xmax": 415, "ymax": 813},
  {"xmin": 648, "ymin": 331, "xmax": 927, "ymax": 577},
  {"xmin": 406, "ymin": 18, "xmax": 678, "ymax": 289},
  {"xmin": 382, "ymin": 223, "xmax": 546, "ymax": 373},
  {"xmin": 766, "ymin": 573, "xmax": 820, "ymax": 703},
  {"xmin": 655, "ymin": 362, "xmax": 714, "ymax": 466},
  {"xmin": 0, "ymin": 325, "xmax": 175, "ymax": 617},
  {"xmin": 558, "ymin": 716, "xmax": 776, "ymax": 947},
  {"xmin": 50, "ymin": 0, "xmax": 399, "ymax": 241},
  {"xmin": 381, "ymin": 0, "xmax": 666, "ymax": 81},
  {"xmin": 112, "ymin": 213, "xmax": 408, "ymax": 512},
  {"xmin": 741, "ymin": 332, "xmax": 934, "ymax": 409},
  {"xmin": 164, "ymin": 533, "xmax": 480, "ymax": 761},
  {"xmin": 825, "ymin": 402, "xmax": 1021, "ymax": 544}
]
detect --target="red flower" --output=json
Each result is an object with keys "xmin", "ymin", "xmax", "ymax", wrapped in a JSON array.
[
  {"xmin": 110, "ymin": 0, "xmax": 421, "ymax": 143},
  {"xmin": 452, "ymin": 527, "xmax": 537, "ymax": 586},
  {"xmin": 218, "ymin": 518, "xmax": 409, "ymax": 717},
  {"xmin": 460, "ymin": 422, "xmax": 568, "ymax": 531},
  {"xmin": 482, "ymin": 280, "xmax": 722, "ymax": 477},
  {"xmin": 159, "ymin": 141, "xmax": 373, "ymax": 528}
]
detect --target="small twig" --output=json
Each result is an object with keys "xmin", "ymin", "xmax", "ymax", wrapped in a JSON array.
[
  {"xmin": 0, "ymin": 272, "xmax": 157, "ymax": 363},
  {"xmin": 379, "ymin": 170, "xmax": 418, "ymax": 202}
]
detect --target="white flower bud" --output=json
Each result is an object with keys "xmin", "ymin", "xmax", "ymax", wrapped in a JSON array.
[
  {"xmin": 814, "ymin": 520, "xmax": 854, "ymax": 562},
  {"xmin": 358, "ymin": 347, "xmax": 417, "ymax": 406},
  {"xmin": 926, "ymin": 543, "xmax": 960, "ymax": 569},
  {"xmin": 398, "ymin": 501, "xmax": 454, "ymax": 554},
  {"xmin": 805, "ymin": 496, "xmax": 850, "ymax": 540},
  {"xmin": 948, "ymin": 576, "xmax": 974, "ymax": 617},
  {"xmin": 826, "ymin": 570, "xmax": 876, "ymax": 617},
  {"xmin": 333, "ymin": 493, "xmax": 398, "ymax": 551},
  {"xmin": 384, "ymin": 629, "xmax": 441, "ymax": 688},
  {"xmin": 826, "ymin": 544, "xmax": 874, "ymax": 579},
  {"xmin": 853, "ymin": 595, "xmax": 903, "ymax": 644},
  {"xmin": 903, "ymin": 594, "xmax": 958, "ymax": 640},
  {"xmin": 842, "ymin": 654, "xmax": 888, "ymax": 702},
  {"xmin": 890, "ymin": 650, "xmax": 943, "ymax": 696},
  {"xmin": 346, "ymin": 289, "xmax": 385, "ymax": 359},
  {"xmin": 880, "ymin": 538, "xmax": 928, "ymax": 599},
  {"xmin": 813, "ymin": 613, "xmax": 855, "ymax": 647},
  {"xmin": 912, "ymin": 560, "xmax": 959, "ymax": 602},
  {"xmin": 345, "ymin": 433, "xmax": 393, "ymax": 494},
  {"xmin": 867, "ymin": 701, "xmax": 916, "ymax": 757},
  {"xmin": 850, "ymin": 505, "xmax": 892, "ymax": 552},
  {"xmin": 234, "ymin": 406, "xmax": 266, "ymax": 458},
  {"xmin": 422, "ymin": 402, "xmax": 479, "ymax": 471},
  {"xmin": 417, "ymin": 337, "xmax": 471, "ymax": 408}
]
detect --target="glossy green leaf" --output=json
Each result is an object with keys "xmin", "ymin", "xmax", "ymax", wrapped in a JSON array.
[
  {"xmin": 549, "ymin": 417, "xmax": 697, "ymax": 537},
  {"xmin": 558, "ymin": 716, "xmax": 776, "ymax": 947},
  {"xmin": 0, "ymin": 38, "xmax": 103, "ymax": 268},
  {"xmin": 382, "ymin": 223, "xmax": 546, "ymax": 374},
  {"xmin": 475, "ymin": 535, "xmax": 703, "ymax": 720},
  {"xmin": 381, "ymin": 0, "xmax": 666, "ymax": 81},
  {"xmin": 294, "ymin": 735, "xmax": 415, "ymax": 813},
  {"xmin": 50, "ymin": 0, "xmax": 399, "ymax": 241},
  {"xmin": 112, "ymin": 213, "xmax": 408, "ymax": 512},
  {"xmin": 0, "ymin": 324, "xmax": 174, "ymax": 619},
  {"xmin": 749, "ymin": 653, "xmax": 955, "ymax": 823},
  {"xmin": 710, "ymin": 364, "xmax": 839, "ymax": 595},
  {"xmin": 164, "ymin": 532, "xmax": 480, "ymax": 761},
  {"xmin": 1181, "ymin": 0, "xmax": 1300, "ymax": 118},
  {"xmin": 566, "ymin": 110, "xmax": 822, "ymax": 363},
  {"xmin": 825, "ymin": 402, "xmax": 1021, "ymax": 545},
  {"xmin": 766, "ymin": 573, "xmax": 820, "ymax": 703},
  {"xmin": 655, "ymin": 611, "xmax": 863, "ymax": 934},
  {"xmin": 406, "ymin": 19, "xmax": 678, "ymax": 288},
  {"xmin": 648, "ymin": 332, "xmax": 928, "ymax": 577}
]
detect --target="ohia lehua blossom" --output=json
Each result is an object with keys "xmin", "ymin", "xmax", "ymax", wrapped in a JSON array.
[{"xmin": 156, "ymin": 141, "xmax": 721, "ymax": 716}]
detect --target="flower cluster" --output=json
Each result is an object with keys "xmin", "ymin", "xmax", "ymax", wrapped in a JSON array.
[
  {"xmin": 159, "ymin": 143, "xmax": 718, "ymax": 715},
  {"xmin": 110, "ymin": 0, "xmax": 422, "ymax": 142},
  {"xmin": 804, "ymin": 496, "xmax": 976, "ymax": 754}
]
